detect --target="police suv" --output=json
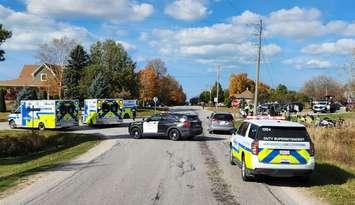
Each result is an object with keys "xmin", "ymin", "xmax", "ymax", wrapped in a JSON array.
[
  {"xmin": 129, "ymin": 113, "xmax": 203, "ymax": 140},
  {"xmin": 230, "ymin": 117, "xmax": 315, "ymax": 181}
]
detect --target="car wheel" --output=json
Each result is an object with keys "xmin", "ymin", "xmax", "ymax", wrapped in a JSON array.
[
  {"xmin": 229, "ymin": 146, "xmax": 236, "ymax": 165},
  {"xmin": 38, "ymin": 122, "xmax": 45, "ymax": 131},
  {"xmin": 130, "ymin": 127, "xmax": 142, "ymax": 139},
  {"xmin": 241, "ymin": 156, "xmax": 253, "ymax": 181},
  {"xmin": 169, "ymin": 129, "xmax": 181, "ymax": 141},
  {"xmin": 9, "ymin": 120, "xmax": 16, "ymax": 129}
]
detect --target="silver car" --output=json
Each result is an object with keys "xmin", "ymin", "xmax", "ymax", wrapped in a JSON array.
[{"xmin": 207, "ymin": 112, "xmax": 234, "ymax": 134}]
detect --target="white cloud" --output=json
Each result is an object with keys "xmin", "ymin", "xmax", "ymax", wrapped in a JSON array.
[
  {"xmin": 117, "ymin": 40, "xmax": 136, "ymax": 51},
  {"xmin": 26, "ymin": 0, "xmax": 154, "ymax": 21},
  {"xmin": 301, "ymin": 39, "xmax": 355, "ymax": 55},
  {"xmin": 0, "ymin": 5, "xmax": 91, "ymax": 51},
  {"xmin": 164, "ymin": 0, "xmax": 208, "ymax": 21},
  {"xmin": 283, "ymin": 57, "xmax": 332, "ymax": 69}
]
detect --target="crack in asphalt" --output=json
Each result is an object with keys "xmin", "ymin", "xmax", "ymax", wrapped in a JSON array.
[
  {"xmin": 199, "ymin": 141, "xmax": 239, "ymax": 205},
  {"xmin": 152, "ymin": 182, "xmax": 163, "ymax": 205}
]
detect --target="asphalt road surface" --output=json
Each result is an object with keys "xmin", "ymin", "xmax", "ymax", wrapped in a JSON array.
[{"xmin": 1, "ymin": 106, "xmax": 319, "ymax": 205}]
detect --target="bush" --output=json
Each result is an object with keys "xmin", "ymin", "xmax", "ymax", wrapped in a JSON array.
[{"xmin": 0, "ymin": 131, "xmax": 99, "ymax": 157}]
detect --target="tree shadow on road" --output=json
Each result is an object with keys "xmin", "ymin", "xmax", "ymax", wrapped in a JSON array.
[{"xmin": 258, "ymin": 162, "xmax": 354, "ymax": 188}]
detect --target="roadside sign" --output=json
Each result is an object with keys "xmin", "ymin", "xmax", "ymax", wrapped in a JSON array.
[
  {"xmin": 214, "ymin": 97, "xmax": 218, "ymax": 103},
  {"xmin": 232, "ymin": 100, "xmax": 239, "ymax": 108},
  {"xmin": 153, "ymin": 97, "xmax": 158, "ymax": 103}
]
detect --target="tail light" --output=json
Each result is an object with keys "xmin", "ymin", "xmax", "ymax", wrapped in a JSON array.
[
  {"xmin": 183, "ymin": 120, "xmax": 191, "ymax": 128},
  {"xmin": 309, "ymin": 142, "xmax": 315, "ymax": 156},
  {"xmin": 251, "ymin": 141, "xmax": 259, "ymax": 155}
]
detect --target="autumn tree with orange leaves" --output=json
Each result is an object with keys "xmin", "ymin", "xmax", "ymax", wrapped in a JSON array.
[
  {"xmin": 138, "ymin": 67, "xmax": 159, "ymax": 103},
  {"xmin": 139, "ymin": 60, "xmax": 186, "ymax": 106},
  {"xmin": 229, "ymin": 73, "xmax": 270, "ymax": 102}
]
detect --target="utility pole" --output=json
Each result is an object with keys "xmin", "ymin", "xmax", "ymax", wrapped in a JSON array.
[
  {"xmin": 216, "ymin": 65, "xmax": 221, "ymax": 109},
  {"xmin": 253, "ymin": 19, "xmax": 262, "ymax": 116},
  {"xmin": 348, "ymin": 48, "xmax": 355, "ymax": 100}
]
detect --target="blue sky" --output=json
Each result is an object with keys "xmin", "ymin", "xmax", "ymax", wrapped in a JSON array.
[{"xmin": 0, "ymin": 0, "xmax": 354, "ymax": 98}]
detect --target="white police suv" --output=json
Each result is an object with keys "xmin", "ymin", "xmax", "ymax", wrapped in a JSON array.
[{"xmin": 230, "ymin": 118, "xmax": 315, "ymax": 181}]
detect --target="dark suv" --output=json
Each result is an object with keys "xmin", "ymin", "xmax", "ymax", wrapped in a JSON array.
[{"xmin": 128, "ymin": 113, "xmax": 203, "ymax": 140}]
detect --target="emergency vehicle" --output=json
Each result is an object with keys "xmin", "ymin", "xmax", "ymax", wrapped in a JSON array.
[
  {"xmin": 8, "ymin": 100, "xmax": 79, "ymax": 130},
  {"xmin": 83, "ymin": 99, "xmax": 123, "ymax": 126},
  {"xmin": 121, "ymin": 100, "xmax": 137, "ymax": 119},
  {"xmin": 230, "ymin": 117, "xmax": 315, "ymax": 181}
]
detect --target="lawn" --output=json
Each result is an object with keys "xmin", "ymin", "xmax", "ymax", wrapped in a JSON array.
[
  {"xmin": 136, "ymin": 108, "xmax": 167, "ymax": 117},
  {"xmin": 0, "ymin": 131, "xmax": 100, "ymax": 194}
]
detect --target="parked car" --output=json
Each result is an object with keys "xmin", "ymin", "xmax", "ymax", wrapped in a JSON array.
[
  {"xmin": 258, "ymin": 103, "xmax": 281, "ymax": 116},
  {"xmin": 312, "ymin": 101, "xmax": 336, "ymax": 113},
  {"xmin": 128, "ymin": 112, "xmax": 202, "ymax": 140},
  {"xmin": 207, "ymin": 112, "xmax": 234, "ymax": 134},
  {"xmin": 230, "ymin": 119, "xmax": 315, "ymax": 181},
  {"xmin": 283, "ymin": 102, "xmax": 304, "ymax": 113}
]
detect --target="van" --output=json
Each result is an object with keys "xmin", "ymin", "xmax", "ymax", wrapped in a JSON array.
[
  {"xmin": 8, "ymin": 100, "xmax": 79, "ymax": 130},
  {"xmin": 83, "ymin": 99, "xmax": 123, "ymax": 126}
]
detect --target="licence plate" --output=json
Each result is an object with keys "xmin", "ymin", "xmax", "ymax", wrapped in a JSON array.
[
  {"xmin": 220, "ymin": 121, "xmax": 227, "ymax": 125},
  {"xmin": 279, "ymin": 150, "xmax": 290, "ymax": 155}
]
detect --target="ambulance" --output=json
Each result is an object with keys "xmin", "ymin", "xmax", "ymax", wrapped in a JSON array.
[
  {"xmin": 83, "ymin": 99, "xmax": 123, "ymax": 126},
  {"xmin": 8, "ymin": 100, "xmax": 79, "ymax": 130},
  {"xmin": 230, "ymin": 116, "xmax": 315, "ymax": 181},
  {"xmin": 121, "ymin": 99, "xmax": 137, "ymax": 119}
]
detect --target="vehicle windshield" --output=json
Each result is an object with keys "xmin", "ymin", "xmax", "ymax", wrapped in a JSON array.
[
  {"xmin": 257, "ymin": 126, "xmax": 310, "ymax": 142},
  {"xmin": 213, "ymin": 114, "xmax": 233, "ymax": 121}
]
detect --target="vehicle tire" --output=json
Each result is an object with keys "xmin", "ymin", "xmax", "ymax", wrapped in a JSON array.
[
  {"xmin": 241, "ymin": 156, "xmax": 253, "ymax": 181},
  {"xmin": 9, "ymin": 120, "xmax": 16, "ymax": 129},
  {"xmin": 168, "ymin": 129, "xmax": 181, "ymax": 141},
  {"xmin": 38, "ymin": 122, "xmax": 45, "ymax": 131},
  {"xmin": 130, "ymin": 127, "xmax": 142, "ymax": 139},
  {"xmin": 229, "ymin": 146, "xmax": 236, "ymax": 165}
]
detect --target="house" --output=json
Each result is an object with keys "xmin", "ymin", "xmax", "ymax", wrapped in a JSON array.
[
  {"xmin": 0, "ymin": 63, "xmax": 64, "ymax": 99},
  {"xmin": 233, "ymin": 89, "xmax": 254, "ymax": 104}
]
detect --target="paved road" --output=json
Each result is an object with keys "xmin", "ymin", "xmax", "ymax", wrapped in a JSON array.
[{"xmin": 1, "ymin": 106, "xmax": 319, "ymax": 205}]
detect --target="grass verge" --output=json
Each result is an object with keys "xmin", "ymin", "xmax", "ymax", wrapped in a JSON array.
[
  {"xmin": 306, "ymin": 126, "xmax": 355, "ymax": 205},
  {"xmin": 0, "ymin": 112, "xmax": 9, "ymax": 122},
  {"xmin": 308, "ymin": 161, "xmax": 354, "ymax": 205},
  {"xmin": 0, "ymin": 131, "xmax": 100, "ymax": 194}
]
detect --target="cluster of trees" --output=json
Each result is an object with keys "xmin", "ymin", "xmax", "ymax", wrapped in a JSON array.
[
  {"xmin": 32, "ymin": 38, "xmax": 186, "ymax": 104},
  {"xmin": 192, "ymin": 72, "xmax": 348, "ymax": 107},
  {"xmin": 138, "ymin": 59, "xmax": 186, "ymax": 106}
]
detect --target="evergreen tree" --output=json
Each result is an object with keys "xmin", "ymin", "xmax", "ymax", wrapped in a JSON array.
[
  {"xmin": 13, "ymin": 88, "xmax": 38, "ymax": 110},
  {"xmin": 87, "ymin": 73, "xmax": 110, "ymax": 98},
  {"xmin": 0, "ymin": 89, "xmax": 6, "ymax": 112},
  {"xmin": 0, "ymin": 24, "xmax": 12, "ymax": 61},
  {"xmin": 88, "ymin": 40, "xmax": 139, "ymax": 98},
  {"xmin": 63, "ymin": 45, "xmax": 89, "ymax": 100}
]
